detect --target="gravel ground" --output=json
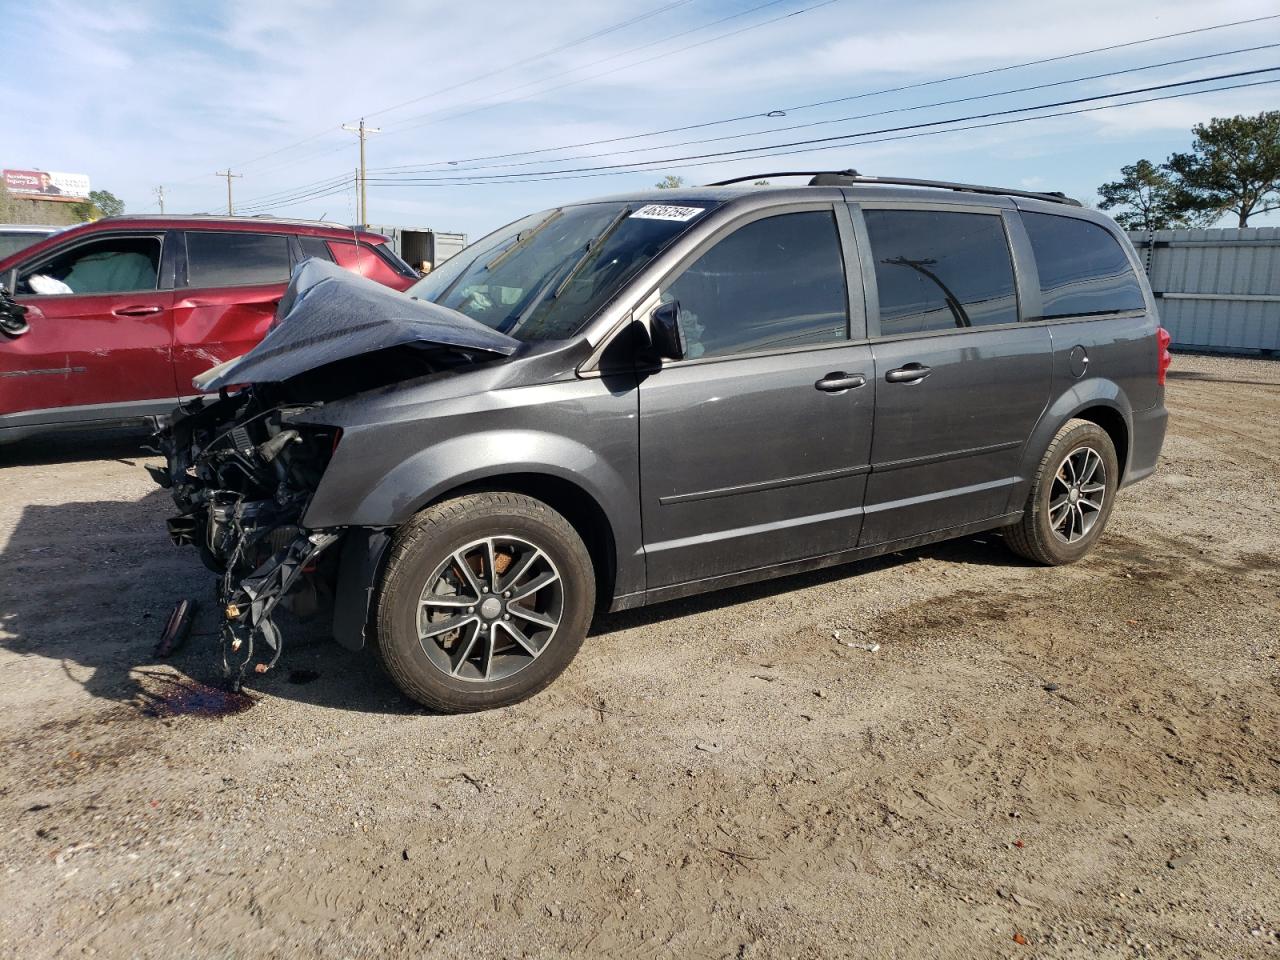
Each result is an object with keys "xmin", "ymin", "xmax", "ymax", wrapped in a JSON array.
[{"xmin": 0, "ymin": 352, "xmax": 1277, "ymax": 959}]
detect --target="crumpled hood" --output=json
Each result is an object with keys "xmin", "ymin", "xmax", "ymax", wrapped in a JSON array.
[{"xmin": 194, "ymin": 258, "xmax": 519, "ymax": 392}]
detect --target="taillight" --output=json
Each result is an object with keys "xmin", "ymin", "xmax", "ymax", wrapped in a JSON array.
[{"xmin": 1156, "ymin": 327, "xmax": 1172, "ymax": 386}]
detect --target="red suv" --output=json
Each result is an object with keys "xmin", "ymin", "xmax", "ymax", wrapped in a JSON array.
[{"xmin": 0, "ymin": 215, "xmax": 418, "ymax": 442}]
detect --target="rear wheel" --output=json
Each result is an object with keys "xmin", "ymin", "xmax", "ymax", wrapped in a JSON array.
[
  {"xmin": 1005, "ymin": 419, "xmax": 1119, "ymax": 565},
  {"xmin": 373, "ymin": 492, "xmax": 594, "ymax": 712}
]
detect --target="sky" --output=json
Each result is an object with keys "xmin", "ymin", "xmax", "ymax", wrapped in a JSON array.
[{"xmin": 2, "ymin": 0, "xmax": 1278, "ymax": 238}]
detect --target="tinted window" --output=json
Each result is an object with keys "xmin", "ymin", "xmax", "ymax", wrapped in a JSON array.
[
  {"xmin": 864, "ymin": 209, "xmax": 1017, "ymax": 334},
  {"xmin": 0, "ymin": 230, "xmax": 53, "ymax": 259},
  {"xmin": 1022, "ymin": 212, "xmax": 1145, "ymax": 318},
  {"xmin": 297, "ymin": 236, "xmax": 334, "ymax": 262},
  {"xmin": 186, "ymin": 232, "xmax": 291, "ymax": 287},
  {"xmin": 19, "ymin": 235, "xmax": 161, "ymax": 295},
  {"xmin": 662, "ymin": 211, "xmax": 847, "ymax": 359}
]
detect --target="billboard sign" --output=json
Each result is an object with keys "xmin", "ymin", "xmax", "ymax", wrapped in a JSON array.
[{"xmin": 3, "ymin": 169, "xmax": 91, "ymax": 200}]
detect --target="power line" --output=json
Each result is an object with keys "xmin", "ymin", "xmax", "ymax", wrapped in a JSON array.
[
  {"xmin": 361, "ymin": 68, "xmax": 1280, "ymax": 183},
  {"xmin": 235, "ymin": 171, "xmax": 353, "ymax": 209},
  {"xmin": 372, "ymin": 11, "xmax": 1280, "ymax": 172},
  {"xmin": 381, "ymin": 0, "xmax": 832, "ymax": 135},
  {"xmin": 375, "ymin": 43, "xmax": 1280, "ymax": 176},
  {"xmin": 237, "ymin": 181, "xmax": 354, "ymax": 215},
  {"xmin": 241, "ymin": 76, "xmax": 1280, "ymax": 207},
  {"xmin": 230, "ymin": 14, "xmax": 1280, "ymax": 211},
  {"xmin": 364, "ymin": 0, "xmax": 698, "ymax": 120},
  {"xmin": 352, "ymin": 76, "xmax": 1280, "ymax": 188},
  {"xmin": 217, "ymin": 0, "xmax": 703, "ymax": 173}
]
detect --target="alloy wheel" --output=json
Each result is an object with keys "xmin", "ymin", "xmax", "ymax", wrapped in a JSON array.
[
  {"xmin": 417, "ymin": 536, "xmax": 564, "ymax": 683},
  {"xmin": 1048, "ymin": 445, "xmax": 1106, "ymax": 544}
]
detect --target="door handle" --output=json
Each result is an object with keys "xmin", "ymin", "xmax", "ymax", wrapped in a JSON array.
[
  {"xmin": 113, "ymin": 305, "xmax": 163, "ymax": 317},
  {"xmin": 814, "ymin": 372, "xmax": 867, "ymax": 393},
  {"xmin": 885, "ymin": 363, "xmax": 932, "ymax": 384}
]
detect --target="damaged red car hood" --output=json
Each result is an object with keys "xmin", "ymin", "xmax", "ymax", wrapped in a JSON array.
[{"xmin": 193, "ymin": 258, "xmax": 519, "ymax": 392}]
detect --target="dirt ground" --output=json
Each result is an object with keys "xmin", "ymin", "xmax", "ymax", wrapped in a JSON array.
[{"xmin": 0, "ymin": 353, "xmax": 1277, "ymax": 960}]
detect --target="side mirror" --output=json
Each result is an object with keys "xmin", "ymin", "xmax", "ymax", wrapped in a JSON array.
[
  {"xmin": 0, "ymin": 285, "xmax": 29, "ymax": 339},
  {"xmin": 649, "ymin": 300, "xmax": 686, "ymax": 361}
]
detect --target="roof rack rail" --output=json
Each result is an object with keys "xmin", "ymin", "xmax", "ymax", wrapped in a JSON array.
[{"xmin": 706, "ymin": 169, "xmax": 1081, "ymax": 207}]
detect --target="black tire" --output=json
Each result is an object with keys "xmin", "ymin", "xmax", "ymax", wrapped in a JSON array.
[
  {"xmin": 373, "ymin": 492, "xmax": 595, "ymax": 712},
  {"xmin": 1004, "ymin": 419, "xmax": 1120, "ymax": 565}
]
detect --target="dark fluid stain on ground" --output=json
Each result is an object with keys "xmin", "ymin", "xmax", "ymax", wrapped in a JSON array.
[
  {"xmin": 287, "ymin": 669, "xmax": 320, "ymax": 685},
  {"xmin": 135, "ymin": 673, "xmax": 254, "ymax": 719}
]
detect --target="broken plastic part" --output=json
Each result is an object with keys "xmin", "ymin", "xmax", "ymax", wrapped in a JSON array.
[{"xmin": 155, "ymin": 599, "xmax": 196, "ymax": 658}]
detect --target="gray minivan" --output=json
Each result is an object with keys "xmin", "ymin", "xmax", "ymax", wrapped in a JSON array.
[{"xmin": 157, "ymin": 171, "xmax": 1170, "ymax": 712}]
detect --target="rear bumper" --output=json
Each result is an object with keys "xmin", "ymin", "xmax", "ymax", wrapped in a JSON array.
[{"xmin": 1122, "ymin": 402, "xmax": 1168, "ymax": 487}]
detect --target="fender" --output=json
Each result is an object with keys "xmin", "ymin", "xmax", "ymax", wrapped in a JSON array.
[
  {"xmin": 307, "ymin": 425, "xmax": 645, "ymax": 597},
  {"xmin": 1007, "ymin": 377, "xmax": 1134, "ymax": 514}
]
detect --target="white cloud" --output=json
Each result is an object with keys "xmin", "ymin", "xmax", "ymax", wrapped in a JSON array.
[{"xmin": 5, "ymin": 0, "xmax": 1277, "ymax": 232}]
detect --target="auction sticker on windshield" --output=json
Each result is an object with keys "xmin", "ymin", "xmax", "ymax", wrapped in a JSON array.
[{"xmin": 630, "ymin": 204, "xmax": 705, "ymax": 222}]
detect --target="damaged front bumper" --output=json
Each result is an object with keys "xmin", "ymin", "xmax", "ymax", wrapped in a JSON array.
[
  {"xmin": 153, "ymin": 389, "xmax": 346, "ymax": 687},
  {"xmin": 219, "ymin": 529, "xmax": 340, "ymax": 687}
]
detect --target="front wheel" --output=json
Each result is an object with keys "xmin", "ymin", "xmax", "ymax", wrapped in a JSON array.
[
  {"xmin": 1004, "ymin": 419, "xmax": 1119, "ymax": 565},
  {"xmin": 373, "ymin": 492, "xmax": 595, "ymax": 712}
]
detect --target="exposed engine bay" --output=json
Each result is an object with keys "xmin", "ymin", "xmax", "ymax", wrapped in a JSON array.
[
  {"xmin": 152, "ymin": 387, "xmax": 344, "ymax": 686},
  {"xmin": 150, "ymin": 259, "xmax": 521, "ymax": 689}
]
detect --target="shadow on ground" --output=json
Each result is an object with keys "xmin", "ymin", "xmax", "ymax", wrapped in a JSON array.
[{"xmin": 1, "ymin": 429, "xmax": 1029, "ymax": 714}]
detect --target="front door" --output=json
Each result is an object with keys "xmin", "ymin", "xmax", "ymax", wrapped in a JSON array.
[
  {"xmin": 172, "ymin": 230, "xmax": 293, "ymax": 393},
  {"xmin": 2, "ymin": 232, "xmax": 174, "ymax": 422},
  {"xmin": 638, "ymin": 207, "xmax": 875, "ymax": 589},
  {"xmin": 855, "ymin": 205, "xmax": 1051, "ymax": 545}
]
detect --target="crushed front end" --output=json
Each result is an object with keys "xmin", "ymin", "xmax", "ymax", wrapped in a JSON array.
[
  {"xmin": 148, "ymin": 258, "xmax": 521, "ymax": 688},
  {"xmin": 152, "ymin": 389, "xmax": 343, "ymax": 688}
]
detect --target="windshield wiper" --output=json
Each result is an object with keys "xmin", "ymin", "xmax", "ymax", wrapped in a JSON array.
[
  {"xmin": 506, "ymin": 207, "xmax": 632, "ymax": 336},
  {"xmin": 550, "ymin": 207, "xmax": 631, "ymax": 300},
  {"xmin": 484, "ymin": 209, "xmax": 563, "ymax": 272},
  {"xmin": 430, "ymin": 210, "xmax": 563, "ymax": 307}
]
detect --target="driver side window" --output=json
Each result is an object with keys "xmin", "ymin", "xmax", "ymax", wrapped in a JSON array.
[
  {"xmin": 661, "ymin": 210, "xmax": 848, "ymax": 360},
  {"xmin": 19, "ymin": 236, "xmax": 162, "ymax": 296}
]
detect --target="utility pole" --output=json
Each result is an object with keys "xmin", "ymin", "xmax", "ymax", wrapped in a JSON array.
[
  {"xmin": 153, "ymin": 185, "xmax": 165, "ymax": 214},
  {"xmin": 215, "ymin": 170, "xmax": 242, "ymax": 215},
  {"xmin": 342, "ymin": 118, "xmax": 380, "ymax": 228}
]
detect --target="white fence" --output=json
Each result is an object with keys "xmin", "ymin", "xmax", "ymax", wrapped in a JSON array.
[{"xmin": 1128, "ymin": 227, "xmax": 1280, "ymax": 354}]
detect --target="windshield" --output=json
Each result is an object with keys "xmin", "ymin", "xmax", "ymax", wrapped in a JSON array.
[{"xmin": 408, "ymin": 200, "xmax": 714, "ymax": 341}]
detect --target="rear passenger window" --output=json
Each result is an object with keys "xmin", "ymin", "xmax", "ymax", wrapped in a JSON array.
[
  {"xmin": 662, "ymin": 211, "xmax": 847, "ymax": 359},
  {"xmin": 1022, "ymin": 212, "xmax": 1145, "ymax": 318},
  {"xmin": 186, "ymin": 232, "xmax": 291, "ymax": 287},
  {"xmin": 863, "ymin": 209, "xmax": 1017, "ymax": 334}
]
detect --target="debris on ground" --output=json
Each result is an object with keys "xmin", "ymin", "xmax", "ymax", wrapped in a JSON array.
[{"xmin": 154, "ymin": 599, "xmax": 196, "ymax": 657}]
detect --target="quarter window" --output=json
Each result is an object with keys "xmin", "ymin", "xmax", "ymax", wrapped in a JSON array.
[
  {"xmin": 662, "ymin": 210, "xmax": 848, "ymax": 359},
  {"xmin": 186, "ymin": 232, "xmax": 291, "ymax": 287},
  {"xmin": 297, "ymin": 236, "xmax": 335, "ymax": 263},
  {"xmin": 863, "ymin": 209, "xmax": 1018, "ymax": 334},
  {"xmin": 1022, "ymin": 212, "xmax": 1145, "ymax": 318}
]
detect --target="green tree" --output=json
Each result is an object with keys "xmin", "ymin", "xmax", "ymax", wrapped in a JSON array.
[
  {"xmin": 1097, "ymin": 160, "xmax": 1196, "ymax": 231},
  {"xmin": 1165, "ymin": 111, "xmax": 1280, "ymax": 227},
  {"xmin": 69, "ymin": 189, "xmax": 125, "ymax": 222},
  {"xmin": 654, "ymin": 175, "xmax": 684, "ymax": 189},
  {"xmin": 89, "ymin": 190, "xmax": 125, "ymax": 217}
]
